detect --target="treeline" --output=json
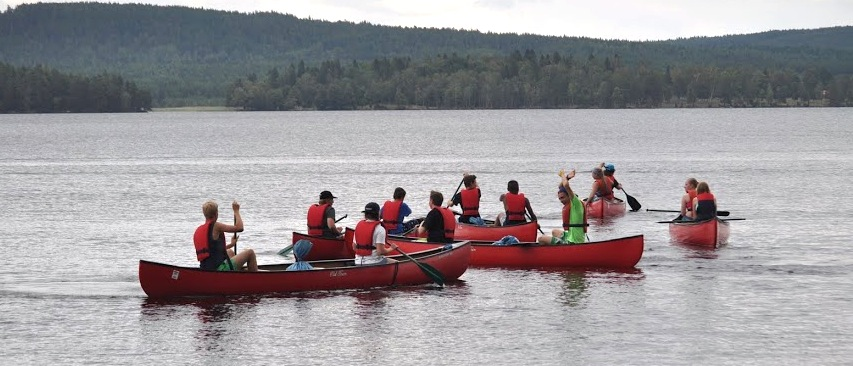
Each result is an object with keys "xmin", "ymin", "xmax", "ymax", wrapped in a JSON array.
[
  {"xmin": 0, "ymin": 62, "xmax": 151, "ymax": 113},
  {"xmin": 2, "ymin": 3, "xmax": 852, "ymax": 107},
  {"xmin": 226, "ymin": 51, "xmax": 853, "ymax": 110}
]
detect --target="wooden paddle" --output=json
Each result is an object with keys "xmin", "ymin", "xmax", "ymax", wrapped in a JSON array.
[
  {"xmin": 277, "ymin": 215, "xmax": 348, "ymax": 256},
  {"xmin": 646, "ymin": 209, "xmax": 730, "ymax": 216},
  {"xmin": 394, "ymin": 246, "xmax": 445, "ymax": 286}
]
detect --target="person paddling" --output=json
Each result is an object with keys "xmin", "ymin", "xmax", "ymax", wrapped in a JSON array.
[
  {"xmin": 585, "ymin": 165, "xmax": 616, "ymax": 207},
  {"xmin": 448, "ymin": 173, "xmax": 483, "ymax": 225},
  {"xmin": 497, "ymin": 180, "xmax": 537, "ymax": 226},
  {"xmin": 353, "ymin": 202, "xmax": 398, "ymax": 266},
  {"xmin": 538, "ymin": 169, "xmax": 586, "ymax": 245},
  {"xmin": 680, "ymin": 178, "xmax": 699, "ymax": 220},
  {"xmin": 692, "ymin": 181, "xmax": 718, "ymax": 221},
  {"xmin": 602, "ymin": 163, "xmax": 622, "ymax": 190},
  {"xmin": 418, "ymin": 191, "xmax": 457, "ymax": 243},
  {"xmin": 380, "ymin": 187, "xmax": 415, "ymax": 235},
  {"xmin": 307, "ymin": 190, "xmax": 343, "ymax": 238},
  {"xmin": 193, "ymin": 200, "xmax": 258, "ymax": 272}
]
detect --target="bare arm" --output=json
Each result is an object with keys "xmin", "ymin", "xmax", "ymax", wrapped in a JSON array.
[{"xmin": 525, "ymin": 198, "xmax": 537, "ymax": 221}]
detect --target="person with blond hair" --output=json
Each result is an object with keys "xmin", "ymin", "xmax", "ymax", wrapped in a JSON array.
[
  {"xmin": 680, "ymin": 178, "xmax": 699, "ymax": 220},
  {"xmin": 193, "ymin": 200, "xmax": 258, "ymax": 271}
]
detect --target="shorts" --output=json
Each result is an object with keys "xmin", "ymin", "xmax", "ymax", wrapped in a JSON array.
[{"xmin": 216, "ymin": 259, "xmax": 237, "ymax": 271}]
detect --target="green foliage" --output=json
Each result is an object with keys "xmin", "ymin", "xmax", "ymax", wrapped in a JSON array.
[
  {"xmin": 1, "ymin": 3, "xmax": 851, "ymax": 108},
  {"xmin": 0, "ymin": 62, "xmax": 151, "ymax": 113}
]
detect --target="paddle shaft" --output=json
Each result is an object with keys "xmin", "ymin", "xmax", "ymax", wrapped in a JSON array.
[
  {"xmin": 656, "ymin": 217, "xmax": 744, "ymax": 223},
  {"xmin": 646, "ymin": 209, "xmax": 730, "ymax": 216}
]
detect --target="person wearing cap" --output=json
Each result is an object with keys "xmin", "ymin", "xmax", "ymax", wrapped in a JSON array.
[
  {"xmin": 353, "ymin": 202, "xmax": 398, "ymax": 266},
  {"xmin": 307, "ymin": 190, "xmax": 343, "ymax": 238},
  {"xmin": 418, "ymin": 191, "xmax": 457, "ymax": 243},
  {"xmin": 193, "ymin": 200, "xmax": 259, "ymax": 271},
  {"xmin": 601, "ymin": 162, "xmax": 622, "ymax": 191},
  {"xmin": 380, "ymin": 187, "xmax": 414, "ymax": 235},
  {"xmin": 285, "ymin": 239, "xmax": 315, "ymax": 271},
  {"xmin": 497, "ymin": 180, "xmax": 537, "ymax": 226},
  {"xmin": 448, "ymin": 173, "xmax": 484, "ymax": 225},
  {"xmin": 680, "ymin": 177, "xmax": 699, "ymax": 220},
  {"xmin": 538, "ymin": 169, "xmax": 586, "ymax": 245}
]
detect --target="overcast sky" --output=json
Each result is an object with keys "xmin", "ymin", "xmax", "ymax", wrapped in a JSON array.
[{"xmin": 2, "ymin": 0, "xmax": 851, "ymax": 40}]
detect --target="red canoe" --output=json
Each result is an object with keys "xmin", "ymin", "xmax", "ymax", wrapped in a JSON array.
[
  {"xmin": 286, "ymin": 232, "xmax": 354, "ymax": 261},
  {"xmin": 669, "ymin": 217, "xmax": 730, "ymax": 248},
  {"xmin": 387, "ymin": 234, "xmax": 643, "ymax": 269},
  {"xmin": 585, "ymin": 198, "xmax": 627, "ymax": 218},
  {"xmin": 138, "ymin": 241, "xmax": 471, "ymax": 297},
  {"xmin": 407, "ymin": 220, "xmax": 539, "ymax": 242}
]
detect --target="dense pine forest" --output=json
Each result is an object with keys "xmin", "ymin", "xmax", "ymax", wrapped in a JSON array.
[
  {"xmin": 0, "ymin": 62, "xmax": 151, "ymax": 113},
  {"xmin": 0, "ymin": 2, "xmax": 851, "ymax": 110}
]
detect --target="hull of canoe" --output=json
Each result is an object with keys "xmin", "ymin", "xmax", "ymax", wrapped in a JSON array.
[
  {"xmin": 586, "ymin": 199, "xmax": 627, "ymax": 219},
  {"xmin": 388, "ymin": 235, "xmax": 644, "ymax": 269},
  {"xmin": 669, "ymin": 217, "xmax": 730, "ymax": 247},
  {"xmin": 139, "ymin": 242, "xmax": 471, "ymax": 298}
]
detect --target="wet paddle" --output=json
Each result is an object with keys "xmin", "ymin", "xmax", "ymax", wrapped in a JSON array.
[
  {"xmin": 394, "ymin": 246, "xmax": 445, "ymax": 286},
  {"xmin": 622, "ymin": 189, "xmax": 641, "ymax": 211},
  {"xmin": 277, "ymin": 215, "xmax": 348, "ymax": 256},
  {"xmin": 646, "ymin": 209, "xmax": 730, "ymax": 216},
  {"xmin": 656, "ymin": 217, "xmax": 744, "ymax": 223}
]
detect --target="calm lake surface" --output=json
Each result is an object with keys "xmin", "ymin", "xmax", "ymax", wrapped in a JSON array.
[{"xmin": 1, "ymin": 109, "xmax": 851, "ymax": 365}]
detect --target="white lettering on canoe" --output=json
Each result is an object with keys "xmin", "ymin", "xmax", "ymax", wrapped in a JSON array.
[
  {"xmin": 171, "ymin": 270, "xmax": 180, "ymax": 280},
  {"xmin": 329, "ymin": 270, "xmax": 347, "ymax": 277}
]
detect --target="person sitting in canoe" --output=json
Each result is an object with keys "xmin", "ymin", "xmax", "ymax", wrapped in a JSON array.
[
  {"xmin": 692, "ymin": 181, "xmax": 718, "ymax": 221},
  {"xmin": 193, "ymin": 200, "xmax": 258, "ymax": 272},
  {"xmin": 418, "ymin": 190, "xmax": 457, "ymax": 243},
  {"xmin": 380, "ymin": 187, "xmax": 416, "ymax": 235},
  {"xmin": 679, "ymin": 177, "xmax": 699, "ymax": 220},
  {"xmin": 307, "ymin": 190, "xmax": 344, "ymax": 238},
  {"xmin": 601, "ymin": 162, "xmax": 622, "ymax": 191},
  {"xmin": 353, "ymin": 202, "xmax": 399, "ymax": 266},
  {"xmin": 538, "ymin": 169, "xmax": 587, "ymax": 245},
  {"xmin": 448, "ymin": 173, "xmax": 484, "ymax": 225},
  {"xmin": 286, "ymin": 239, "xmax": 314, "ymax": 271},
  {"xmin": 496, "ymin": 180, "xmax": 537, "ymax": 226},
  {"xmin": 585, "ymin": 165, "xmax": 617, "ymax": 206}
]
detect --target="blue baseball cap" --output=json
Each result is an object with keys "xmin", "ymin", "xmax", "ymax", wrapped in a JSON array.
[{"xmin": 604, "ymin": 163, "xmax": 615, "ymax": 172}]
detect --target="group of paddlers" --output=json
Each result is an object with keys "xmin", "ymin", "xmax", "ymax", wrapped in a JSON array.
[{"xmin": 192, "ymin": 162, "xmax": 718, "ymax": 272}]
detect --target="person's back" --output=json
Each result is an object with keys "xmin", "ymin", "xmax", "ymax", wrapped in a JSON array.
[
  {"xmin": 308, "ymin": 190, "xmax": 342, "ymax": 238},
  {"xmin": 693, "ymin": 182, "xmax": 717, "ymax": 221},
  {"xmin": 353, "ymin": 202, "xmax": 395, "ymax": 266},
  {"xmin": 381, "ymin": 187, "xmax": 412, "ymax": 235},
  {"xmin": 502, "ymin": 180, "xmax": 534, "ymax": 226},
  {"xmin": 420, "ymin": 191, "xmax": 456, "ymax": 243},
  {"xmin": 451, "ymin": 174, "xmax": 483, "ymax": 225}
]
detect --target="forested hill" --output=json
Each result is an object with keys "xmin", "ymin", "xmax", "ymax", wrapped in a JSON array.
[{"xmin": 1, "ymin": 2, "xmax": 851, "ymax": 107}]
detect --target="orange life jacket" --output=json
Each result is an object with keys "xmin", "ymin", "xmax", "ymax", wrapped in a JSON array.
[
  {"xmin": 504, "ymin": 192, "xmax": 526, "ymax": 222},
  {"xmin": 595, "ymin": 178, "xmax": 614, "ymax": 200},
  {"xmin": 685, "ymin": 189, "xmax": 697, "ymax": 212},
  {"xmin": 381, "ymin": 200, "xmax": 403, "ymax": 231},
  {"xmin": 307, "ymin": 203, "xmax": 329, "ymax": 236},
  {"xmin": 354, "ymin": 220, "xmax": 382, "ymax": 256},
  {"xmin": 460, "ymin": 188, "xmax": 480, "ymax": 216}
]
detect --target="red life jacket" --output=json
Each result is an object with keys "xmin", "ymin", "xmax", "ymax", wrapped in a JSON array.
[
  {"xmin": 595, "ymin": 178, "xmax": 614, "ymax": 200},
  {"xmin": 307, "ymin": 203, "xmax": 329, "ymax": 236},
  {"xmin": 437, "ymin": 207, "xmax": 457, "ymax": 240},
  {"xmin": 562, "ymin": 200, "xmax": 588, "ymax": 233},
  {"xmin": 381, "ymin": 200, "xmax": 403, "ymax": 230},
  {"xmin": 193, "ymin": 219, "xmax": 215, "ymax": 261},
  {"xmin": 504, "ymin": 192, "xmax": 526, "ymax": 222},
  {"xmin": 695, "ymin": 192, "xmax": 717, "ymax": 220},
  {"xmin": 354, "ymin": 220, "xmax": 382, "ymax": 256},
  {"xmin": 460, "ymin": 188, "xmax": 480, "ymax": 216},
  {"xmin": 686, "ymin": 189, "xmax": 698, "ymax": 212}
]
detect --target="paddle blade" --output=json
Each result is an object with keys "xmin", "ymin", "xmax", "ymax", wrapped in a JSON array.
[
  {"xmin": 277, "ymin": 245, "xmax": 294, "ymax": 256},
  {"xmin": 717, "ymin": 211, "xmax": 730, "ymax": 216},
  {"xmin": 416, "ymin": 261, "xmax": 446, "ymax": 286},
  {"xmin": 626, "ymin": 194, "xmax": 641, "ymax": 211}
]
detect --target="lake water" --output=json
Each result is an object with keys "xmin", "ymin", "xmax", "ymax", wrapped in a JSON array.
[{"xmin": 1, "ymin": 109, "xmax": 851, "ymax": 365}]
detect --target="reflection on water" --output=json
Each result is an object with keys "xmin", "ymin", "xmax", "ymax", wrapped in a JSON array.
[
  {"xmin": 672, "ymin": 241, "xmax": 721, "ymax": 259},
  {"xmin": 555, "ymin": 268, "xmax": 646, "ymax": 307}
]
